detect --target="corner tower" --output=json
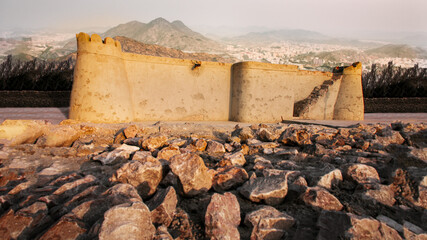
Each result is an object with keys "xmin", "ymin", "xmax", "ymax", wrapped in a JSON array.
[{"xmin": 69, "ymin": 33, "xmax": 134, "ymax": 122}]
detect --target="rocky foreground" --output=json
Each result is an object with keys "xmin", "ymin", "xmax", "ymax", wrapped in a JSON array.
[{"xmin": 0, "ymin": 120, "xmax": 426, "ymax": 239}]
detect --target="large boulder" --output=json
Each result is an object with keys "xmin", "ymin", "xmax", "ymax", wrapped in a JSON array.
[
  {"xmin": 36, "ymin": 125, "xmax": 82, "ymax": 147},
  {"xmin": 362, "ymin": 184, "xmax": 396, "ymax": 207},
  {"xmin": 110, "ymin": 157, "xmax": 163, "ymax": 199},
  {"xmin": 206, "ymin": 140, "xmax": 226, "ymax": 154},
  {"xmin": 245, "ymin": 206, "xmax": 295, "ymax": 240},
  {"xmin": 205, "ymin": 192, "xmax": 241, "ymax": 239},
  {"xmin": 157, "ymin": 146, "xmax": 181, "ymax": 161},
  {"xmin": 0, "ymin": 120, "xmax": 47, "ymax": 146},
  {"xmin": 99, "ymin": 201, "xmax": 156, "ymax": 240},
  {"xmin": 169, "ymin": 153, "xmax": 212, "ymax": 196},
  {"xmin": 147, "ymin": 186, "xmax": 178, "ymax": 227},
  {"xmin": 139, "ymin": 134, "xmax": 168, "ymax": 151},
  {"xmin": 279, "ymin": 127, "xmax": 312, "ymax": 146},
  {"xmin": 301, "ymin": 187, "xmax": 343, "ymax": 211},
  {"xmin": 343, "ymin": 163, "xmax": 380, "ymax": 186},
  {"xmin": 239, "ymin": 174, "xmax": 289, "ymax": 205},
  {"xmin": 213, "ymin": 166, "xmax": 248, "ymax": 192}
]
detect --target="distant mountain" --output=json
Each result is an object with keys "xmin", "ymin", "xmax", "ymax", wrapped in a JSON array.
[
  {"xmin": 364, "ymin": 44, "xmax": 427, "ymax": 59},
  {"xmin": 230, "ymin": 29, "xmax": 330, "ymax": 43},
  {"xmin": 102, "ymin": 18, "xmax": 223, "ymax": 52},
  {"xmin": 113, "ymin": 36, "xmax": 234, "ymax": 63}
]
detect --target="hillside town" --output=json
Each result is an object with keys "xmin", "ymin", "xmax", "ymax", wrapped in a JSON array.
[{"xmin": 225, "ymin": 42, "xmax": 427, "ymax": 71}]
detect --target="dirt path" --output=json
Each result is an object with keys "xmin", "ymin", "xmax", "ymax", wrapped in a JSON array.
[{"xmin": 0, "ymin": 108, "xmax": 425, "ymax": 126}]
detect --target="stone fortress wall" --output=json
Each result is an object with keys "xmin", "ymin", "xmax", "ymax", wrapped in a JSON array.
[{"xmin": 70, "ymin": 33, "xmax": 364, "ymax": 123}]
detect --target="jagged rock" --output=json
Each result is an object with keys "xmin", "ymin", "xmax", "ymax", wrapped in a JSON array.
[
  {"xmin": 348, "ymin": 213, "xmax": 402, "ymax": 240},
  {"xmin": 244, "ymin": 206, "xmax": 295, "ymax": 240},
  {"xmin": 316, "ymin": 169, "xmax": 343, "ymax": 190},
  {"xmin": 102, "ymin": 183, "xmax": 142, "ymax": 205},
  {"xmin": 147, "ymin": 186, "xmax": 177, "ymax": 227},
  {"xmin": 279, "ymin": 127, "xmax": 312, "ymax": 146},
  {"xmin": 99, "ymin": 201, "xmax": 155, "ymax": 240},
  {"xmin": 8, "ymin": 179, "xmax": 36, "ymax": 195},
  {"xmin": 343, "ymin": 163, "xmax": 380, "ymax": 186},
  {"xmin": 114, "ymin": 129, "xmax": 127, "ymax": 144},
  {"xmin": 169, "ymin": 153, "xmax": 212, "ymax": 196},
  {"xmin": 417, "ymin": 176, "xmax": 427, "ymax": 208},
  {"xmin": 184, "ymin": 138, "xmax": 207, "ymax": 152},
  {"xmin": 313, "ymin": 128, "xmax": 339, "ymax": 145},
  {"xmin": 75, "ymin": 142, "xmax": 107, "ymax": 157},
  {"xmin": 205, "ymin": 192, "xmax": 240, "ymax": 239},
  {"xmin": 123, "ymin": 137, "xmax": 142, "ymax": 146},
  {"xmin": 132, "ymin": 150, "xmax": 153, "ymax": 161},
  {"xmin": 317, "ymin": 211, "xmax": 402, "ymax": 240},
  {"xmin": 232, "ymin": 126, "xmax": 254, "ymax": 142},
  {"xmin": 38, "ymin": 160, "xmax": 75, "ymax": 176},
  {"xmin": 223, "ymin": 151, "xmax": 246, "ymax": 166},
  {"xmin": 390, "ymin": 168, "xmax": 415, "ymax": 203},
  {"xmin": 239, "ymin": 174, "xmax": 289, "ymax": 205},
  {"xmin": 375, "ymin": 128, "xmax": 405, "ymax": 146},
  {"xmin": 168, "ymin": 208, "xmax": 193, "ymax": 239},
  {"xmin": 36, "ymin": 125, "xmax": 82, "ymax": 147},
  {"xmin": 0, "ymin": 201, "xmax": 49, "ymax": 239},
  {"xmin": 289, "ymin": 175, "xmax": 308, "ymax": 194},
  {"xmin": 39, "ymin": 217, "xmax": 86, "ymax": 240},
  {"xmin": 123, "ymin": 124, "xmax": 139, "ymax": 138},
  {"xmin": 157, "ymin": 146, "xmax": 181, "ymax": 161},
  {"xmin": 110, "ymin": 158, "xmax": 162, "ymax": 199},
  {"xmin": 139, "ymin": 134, "xmax": 168, "ymax": 151},
  {"xmin": 93, "ymin": 144, "xmax": 140, "ymax": 165},
  {"xmin": 362, "ymin": 184, "xmax": 396, "ymax": 206},
  {"xmin": 253, "ymin": 156, "xmax": 273, "ymax": 172},
  {"xmin": 206, "ymin": 140, "xmax": 226, "ymax": 154},
  {"xmin": 250, "ymin": 141, "xmax": 280, "ymax": 150},
  {"xmin": 62, "ymin": 185, "xmax": 105, "ymax": 211},
  {"xmin": 53, "ymin": 175, "xmax": 97, "ymax": 196},
  {"xmin": 224, "ymin": 143, "xmax": 234, "ymax": 152},
  {"xmin": 168, "ymin": 138, "xmax": 187, "ymax": 147},
  {"xmin": 154, "ymin": 225, "xmax": 173, "ymax": 240},
  {"xmin": 257, "ymin": 128, "xmax": 278, "ymax": 142},
  {"xmin": 408, "ymin": 147, "xmax": 427, "ymax": 163},
  {"xmin": 65, "ymin": 199, "xmax": 111, "ymax": 228},
  {"xmin": 212, "ymin": 166, "xmax": 248, "ymax": 192},
  {"xmin": 301, "ymin": 186, "xmax": 343, "ymax": 211}
]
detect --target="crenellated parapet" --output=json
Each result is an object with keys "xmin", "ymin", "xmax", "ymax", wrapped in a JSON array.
[
  {"xmin": 70, "ymin": 33, "xmax": 364, "ymax": 123},
  {"xmin": 75, "ymin": 33, "xmax": 123, "ymax": 57}
]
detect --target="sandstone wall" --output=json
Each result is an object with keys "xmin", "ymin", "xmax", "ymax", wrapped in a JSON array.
[{"xmin": 70, "ymin": 33, "xmax": 364, "ymax": 123}]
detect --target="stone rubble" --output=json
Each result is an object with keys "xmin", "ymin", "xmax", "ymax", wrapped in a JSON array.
[
  {"xmin": 0, "ymin": 120, "xmax": 426, "ymax": 239},
  {"xmin": 205, "ymin": 192, "xmax": 240, "ymax": 239}
]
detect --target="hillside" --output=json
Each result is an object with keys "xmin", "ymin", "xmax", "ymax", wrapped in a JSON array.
[
  {"xmin": 102, "ymin": 18, "xmax": 223, "ymax": 52},
  {"xmin": 229, "ymin": 29, "xmax": 330, "ymax": 43},
  {"xmin": 114, "ymin": 36, "xmax": 234, "ymax": 63},
  {"xmin": 364, "ymin": 44, "xmax": 427, "ymax": 59}
]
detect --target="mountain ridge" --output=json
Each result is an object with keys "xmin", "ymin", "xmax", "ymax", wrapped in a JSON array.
[{"xmin": 102, "ymin": 18, "xmax": 223, "ymax": 52}]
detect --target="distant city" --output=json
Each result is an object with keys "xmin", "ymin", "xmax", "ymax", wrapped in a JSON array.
[{"xmin": 1, "ymin": 18, "xmax": 426, "ymax": 72}]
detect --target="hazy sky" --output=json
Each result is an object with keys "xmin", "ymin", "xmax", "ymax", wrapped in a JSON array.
[{"xmin": 1, "ymin": 0, "xmax": 426, "ymax": 35}]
